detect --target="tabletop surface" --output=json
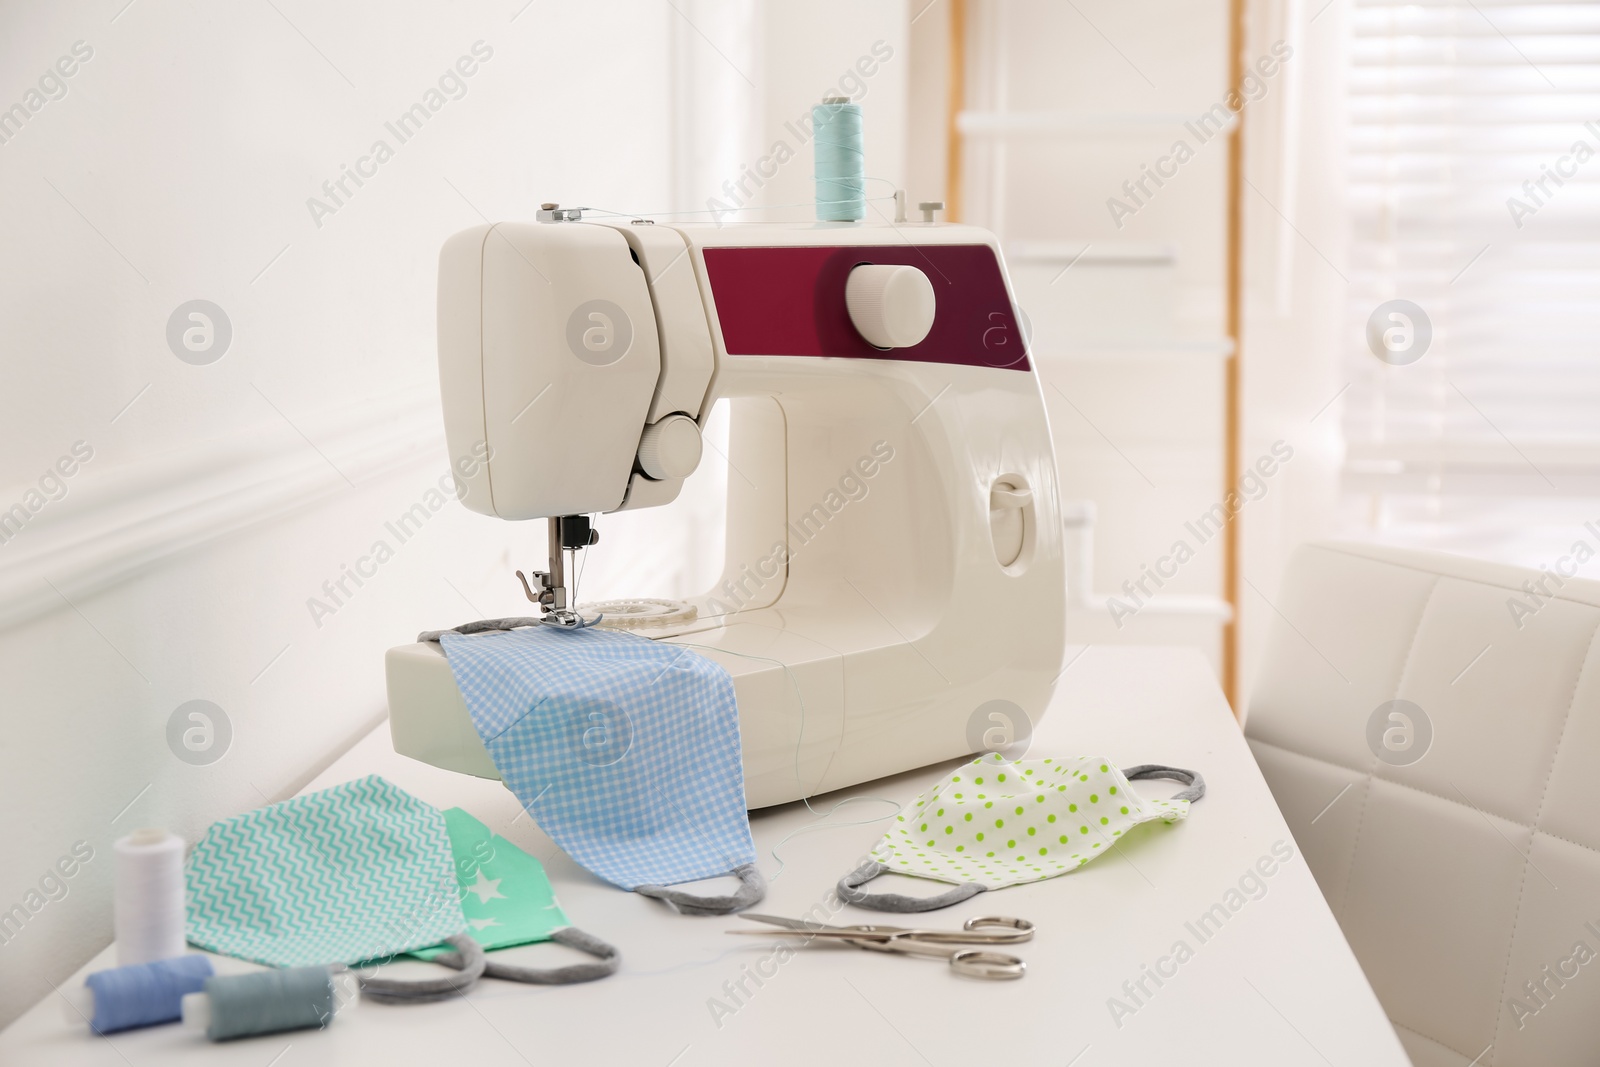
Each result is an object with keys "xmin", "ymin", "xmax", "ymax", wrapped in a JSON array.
[{"xmin": 1, "ymin": 645, "xmax": 1409, "ymax": 1066}]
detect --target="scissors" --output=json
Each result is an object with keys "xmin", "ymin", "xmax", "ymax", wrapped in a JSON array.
[{"xmin": 728, "ymin": 914, "xmax": 1033, "ymax": 980}]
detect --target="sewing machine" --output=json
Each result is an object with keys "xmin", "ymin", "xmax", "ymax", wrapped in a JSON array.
[{"xmin": 385, "ymin": 209, "xmax": 1066, "ymax": 808}]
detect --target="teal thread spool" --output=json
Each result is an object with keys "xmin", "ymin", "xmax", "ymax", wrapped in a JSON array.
[
  {"xmin": 812, "ymin": 96, "xmax": 865, "ymax": 221},
  {"xmin": 181, "ymin": 965, "xmax": 350, "ymax": 1041}
]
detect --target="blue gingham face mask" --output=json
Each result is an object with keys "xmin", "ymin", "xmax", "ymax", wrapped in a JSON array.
[{"xmin": 437, "ymin": 626, "xmax": 765, "ymax": 915}]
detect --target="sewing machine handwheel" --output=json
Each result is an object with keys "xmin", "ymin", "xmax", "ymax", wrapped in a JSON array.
[{"xmin": 637, "ymin": 414, "xmax": 702, "ymax": 480}]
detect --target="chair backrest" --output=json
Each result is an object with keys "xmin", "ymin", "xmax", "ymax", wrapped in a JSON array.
[{"xmin": 1245, "ymin": 540, "xmax": 1600, "ymax": 1067}]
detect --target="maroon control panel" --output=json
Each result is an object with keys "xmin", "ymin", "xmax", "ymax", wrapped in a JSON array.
[{"xmin": 700, "ymin": 244, "xmax": 1031, "ymax": 372}]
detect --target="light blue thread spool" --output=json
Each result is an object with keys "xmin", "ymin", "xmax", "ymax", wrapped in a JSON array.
[
  {"xmin": 812, "ymin": 97, "xmax": 865, "ymax": 222},
  {"xmin": 78, "ymin": 955, "xmax": 215, "ymax": 1034}
]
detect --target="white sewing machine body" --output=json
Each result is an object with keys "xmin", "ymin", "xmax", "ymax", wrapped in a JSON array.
[{"xmin": 386, "ymin": 216, "xmax": 1066, "ymax": 808}]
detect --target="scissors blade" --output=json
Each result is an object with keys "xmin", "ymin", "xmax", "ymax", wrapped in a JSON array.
[
  {"xmin": 731, "ymin": 914, "xmax": 898, "ymax": 942},
  {"xmin": 725, "ymin": 929, "xmax": 899, "ymax": 943},
  {"xmin": 737, "ymin": 913, "xmax": 850, "ymax": 934}
]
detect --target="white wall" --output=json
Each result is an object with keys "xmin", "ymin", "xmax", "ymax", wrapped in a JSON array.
[
  {"xmin": 0, "ymin": 0, "xmax": 913, "ymax": 1027},
  {"xmin": 680, "ymin": 0, "xmax": 909, "ymax": 224},
  {"xmin": 756, "ymin": 1, "xmax": 909, "ymax": 219},
  {"xmin": 1236, "ymin": 0, "xmax": 1348, "ymax": 714},
  {"xmin": 0, "ymin": 0, "xmax": 680, "ymax": 1022}
]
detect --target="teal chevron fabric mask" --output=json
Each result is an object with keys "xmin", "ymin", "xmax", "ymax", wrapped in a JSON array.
[{"xmin": 186, "ymin": 776, "xmax": 467, "ymax": 968}]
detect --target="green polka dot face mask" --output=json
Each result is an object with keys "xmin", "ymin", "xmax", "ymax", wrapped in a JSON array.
[{"xmin": 838, "ymin": 755, "xmax": 1205, "ymax": 912}]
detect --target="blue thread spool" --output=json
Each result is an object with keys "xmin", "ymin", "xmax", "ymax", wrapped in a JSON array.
[
  {"xmin": 813, "ymin": 96, "xmax": 865, "ymax": 222},
  {"xmin": 181, "ymin": 965, "xmax": 353, "ymax": 1041},
  {"xmin": 68, "ymin": 955, "xmax": 214, "ymax": 1034}
]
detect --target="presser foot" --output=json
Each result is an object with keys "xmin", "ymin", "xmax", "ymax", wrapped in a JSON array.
[
  {"xmin": 514, "ymin": 570, "xmax": 592, "ymax": 629},
  {"xmin": 540, "ymin": 608, "xmax": 588, "ymax": 629}
]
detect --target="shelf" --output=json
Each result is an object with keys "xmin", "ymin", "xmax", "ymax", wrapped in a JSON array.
[
  {"xmin": 1068, "ymin": 593, "xmax": 1235, "ymax": 622},
  {"xmin": 1033, "ymin": 339, "xmax": 1236, "ymax": 360},
  {"xmin": 957, "ymin": 110, "xmax": 1239, "ymax": 138},
  {"xmin": 1007, "ymin": 240, "xmax": 1178, "ymax": 267}
]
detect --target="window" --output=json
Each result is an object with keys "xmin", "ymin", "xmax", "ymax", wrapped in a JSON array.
[{"xmin": 1344, "ymin": 0, "xmax": 1600, "ymax": 567}]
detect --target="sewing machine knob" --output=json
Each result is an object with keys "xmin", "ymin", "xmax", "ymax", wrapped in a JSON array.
[
  {"xmin": 845, "ymin": 264, "xmax": 936, "ymax": 349},
  {"xmin": 636, "ymin": 414, "xmax": 702, "ymax": 480}
]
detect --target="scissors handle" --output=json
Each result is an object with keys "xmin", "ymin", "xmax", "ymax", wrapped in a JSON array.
[
  {"xmin": 843, "ymin": 938, "xmax": 1027, "ymax": 979},
  {"xmin": 964, "ymin": 916, "xmax": 1034, "ymax": 943},
  {"xmin": 951, "ymin": 949, "xmax": 1027, "ymax": 980}
]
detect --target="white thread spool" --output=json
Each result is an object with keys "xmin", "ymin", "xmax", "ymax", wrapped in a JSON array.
[{"xmin": 114, "ymin": 829, "xmax": 187, "ymax": 967}]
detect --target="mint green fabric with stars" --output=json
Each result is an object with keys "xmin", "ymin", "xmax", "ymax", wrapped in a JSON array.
[
  {"xmin": 840, "ymin": 754, "xmax": 1204, "ymax": 910},
  {"xmin": 409, "ymin": 808, "xmax": 622, "ymax": 986},
  {"xmin": 411, "ymin": 808, "xmax": 568, "ymax": 959}
]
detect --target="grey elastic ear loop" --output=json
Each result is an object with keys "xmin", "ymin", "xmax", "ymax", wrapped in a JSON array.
[
  {"xmin": 418, "ymin": 618, "xmax": 542, "ymax": 642},
  {"xmin": 635, "ymin": 862, "xmax": 766, "ymax": 916},
  {"xmin": 836, "ymin": 860, "xmax": 987, "ymax": 913},
  {"xmin": 358, "ymin": 933, "xmax": 486, "ymax": 1004},
  {"xmin": 1120, "ymin": 764, "xmax": 1206, "ymax": 803},
  {"xmin": 431, "ymin": 926, "xmax": 620, "ymax": 985}
]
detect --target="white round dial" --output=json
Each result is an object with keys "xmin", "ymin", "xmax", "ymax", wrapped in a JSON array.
[
  {"xmin": 636, "ymin": 414, "xmax": 702, "ymax": 480},
  {"xmin": 845, "ymin": 264, "xmax": 936, "ymax": 349}
]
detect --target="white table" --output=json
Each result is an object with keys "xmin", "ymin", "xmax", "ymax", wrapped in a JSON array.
[{"xmin": 1, "ymin": 646, "xmax": 1409, "ymax": 1065}]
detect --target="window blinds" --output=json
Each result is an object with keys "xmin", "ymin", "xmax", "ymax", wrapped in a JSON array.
[{"xmin": 1346, "ymin": 0, "xmax": 1600, "ymax": 502}]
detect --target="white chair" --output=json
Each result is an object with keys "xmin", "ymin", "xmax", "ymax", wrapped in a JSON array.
[{"xmin": 1245, "ymin": 541, "xmax": 1600, "ymax": 1067}]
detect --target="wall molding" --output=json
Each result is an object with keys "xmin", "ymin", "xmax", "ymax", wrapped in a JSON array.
[{"xmin": 0, "ymin": 389, "xmax": 445, "ymax": 630}]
